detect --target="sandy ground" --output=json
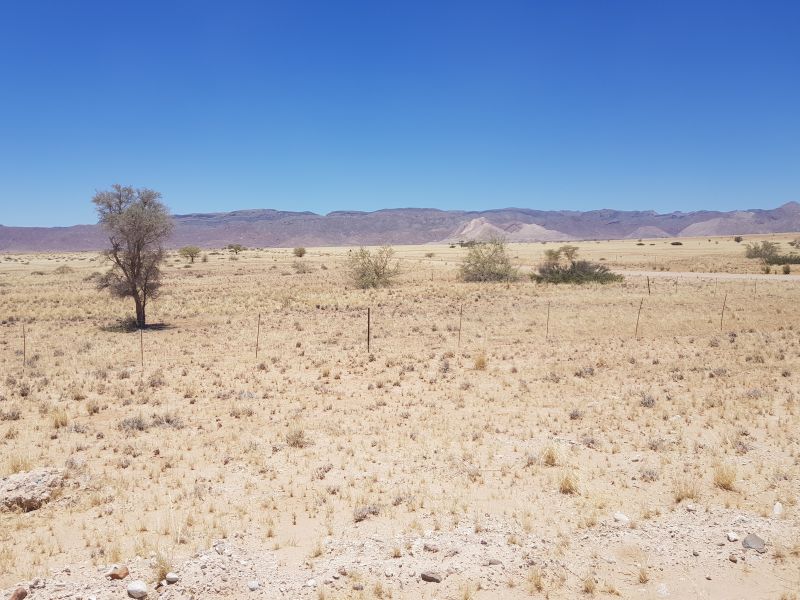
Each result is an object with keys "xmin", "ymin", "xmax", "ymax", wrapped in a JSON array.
[{"xmin": 1, "ymin": 237, "xmax": 799, "ymax": 599}]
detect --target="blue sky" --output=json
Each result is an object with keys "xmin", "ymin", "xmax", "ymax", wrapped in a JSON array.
[{"xmin": 1, "ymin": 1, "xmax": 798, "ymax": 226}]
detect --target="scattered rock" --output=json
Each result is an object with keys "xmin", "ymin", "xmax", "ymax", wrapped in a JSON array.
[
  {"xmin": 247, "ymin": 580, "xmax": 259, "ymax": 591},
  {"xmin": 9, "ymin": 588, "xmax": 27, "ymax": 600},
  {"xmin": 105, "ymin": 564, "xmax": 129, "ymax": 580},
  {"xmin": 165, "ymin": 572, "xmax": 179, "ymax": 584},
  {"xmin": 773, "ymin": 502, "xmax": 784, "ymax": 517},
  {"xmin": 305, "ymin": 578, "xmax": 316, "ymax": 587},
  {"xmin": 126, "ymin": 580, "xmax": 148, "ymax": 599},
  {"xmin": 729, "ymin": 553, "xmax": 738, "ymax": 563},
  {"xmin": 423, "ymin": 543, "xmax": 439, "ymax": 553},
  {"xmin": 421, "ymin": 571, "xmax": 443, "ymax": 583},
  {"xmin": 0, "ymin": 468, "xmax": 64, "ymax": 512},
  {"xmin": 742, "ymin": 533, "xmax": 766, "ymax": 552},
  {"xmin": 727, "ymin": 531, "xmax": 738, "ymax": 542},
  {"xmin": 487, "ymin": 558, "xmax": 502, "ymax": 566}
]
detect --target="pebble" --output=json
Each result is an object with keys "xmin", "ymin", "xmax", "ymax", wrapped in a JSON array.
[
  {"xmin": 613, "ymin": 512, "xmax": 630, "ymax": 525},
  {"xmin": 729, "ymin": 554, "xmax": 738, "ymax": 563},
  {"xmin": 726, "ymin": 531, "xmax": 738, "ymax": 542},
  {"xmin": 421, "ymin": 571, "xmax": 443, "ymax": 583},
  {"xmin": 773, "ymin": 502, "xmax": 784, "ymax": 517},
  {"xmin": 742, "ymin": 533, "xmax": 766, "ymax": 553},
  {"xmin": 9, "ymin": 588, "xmax": 27, "ymax": 600},
  {"xmin": 247, "ymin": 580, "xmax": 260, "ymax": 591},
  {"xmin": 126, "ymin": 580, "xmax": 148, "ymax": 599},
  {"xmin": 165, "ymin": 572, "xmax": 179, "ymax": 584},
  {"xmin": 305, "ymin": 578, "xmax": 316, "ymax": 587},
  {"xmin": 105, "ymin": 565, "xmax": 129, "ymax": 580}
]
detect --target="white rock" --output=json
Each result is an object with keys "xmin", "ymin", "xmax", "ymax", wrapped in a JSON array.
[
  {"xmin": 165, "ymin": 572, "xmax": 179, "ymax": 584},
  {"xmin": 305, "ymin": 578, "xmax": 317, "ymax": 587},
  {"xmin": 613, "ymin": 512, "xmax": 630, "ymax": 525},
  {"xmin": 127, "ymin": 580, "xmax": 148, "ymax": 599},
  {"xmin": 247, "ymin": 580, "xmax": 260, "ymax": 591},
  {"xmin": 727, "ymin": 531, "xmax": 738, "ymax": 542},
  {"xmin": 773, "ymin": 502, "xmax": 784, "ymax": 517}
]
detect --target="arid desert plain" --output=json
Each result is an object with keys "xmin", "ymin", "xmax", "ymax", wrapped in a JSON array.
[{"xmin": 1, "ymin": 234, "xmax": 799, "ymax": 599}]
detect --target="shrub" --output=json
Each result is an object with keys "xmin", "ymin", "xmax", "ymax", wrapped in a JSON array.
[
  {"xmin": 734, "ymin": 236, "xmax": 743, "ymax": 243},
  {"xmin": 293, "ymin": 247, "xmax": 306, "ymax": 257},
  {"xmin": 346, "ymin": 246, "xmax": 400, "ymax": 289},
  {"xmin": 783, "ymin": 264, "xmax": 791, "ymax": 274},
  {"xmin": 226, "ymin": 244, "xmax": 245, "ymax": 255},
  {"xmin": 670, "ymin": 241, "xmax": 683, "ymax": 246},
  {"xmin": 533, "ymin": 260, "xmax": 622, "ymax": 284},
  {"xmin": 54, "ymin": 265, "xmax": 74, "ymax": 275},
  {"xmin": 745, "ymin": 240, "xmax": 779, "ymax": 261},
  {"xmin": 459, "ymin": 238, "xmax": 518, "ymax": 282}
]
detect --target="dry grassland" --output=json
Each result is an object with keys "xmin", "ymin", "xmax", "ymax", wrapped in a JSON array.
[{"xmin": 0, "ymin": 236, "xmax": 798, "ymax": 599}]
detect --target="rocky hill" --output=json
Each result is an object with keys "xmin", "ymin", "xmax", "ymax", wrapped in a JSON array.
[{"xmin": 1, "ymin": 202, "xmax": 798, "ymax": 251}]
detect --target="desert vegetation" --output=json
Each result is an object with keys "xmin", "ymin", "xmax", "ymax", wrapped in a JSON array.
[{"xmin": 0, "ymin": 236, "xmax": 798, "ymax": 599}]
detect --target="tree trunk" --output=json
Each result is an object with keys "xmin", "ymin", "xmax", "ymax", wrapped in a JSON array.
[{"xmin": 134, "ymin": 295, "xmax": 146, "ymax": 329}]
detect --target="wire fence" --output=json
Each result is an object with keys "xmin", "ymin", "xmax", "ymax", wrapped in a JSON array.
[{"xmin": 3, "ymin": 274, "xmax": 798, "ymax": 378}]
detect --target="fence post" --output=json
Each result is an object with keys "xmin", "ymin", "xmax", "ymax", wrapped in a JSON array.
[
  {"xmin": 255, "ymin": 313, "xmax": 261, "ymax": 359},
  {"xmin": 457, "ymin": 303, "xmax": 463, "ymax": 348},
  {"xmin": 647, "ymin": 276, "xmax": 651, "ymax": 295},
  {"xmin": 720, "ymin": 293, "xmax": 728, "ymax": 332},
  {"xmin": 634, "ymin": 298, "xmax": 644, "ymax": 338},
  {"xmin": 367, "ymin": 308, "xmax": 371, "ymax": 353},
  {"xmin": 22, "ymin": 324, "xmax": 26, "ymax": 373},
  {"xmin": 546, "ymin": 301, "xmax": 551, "ymax": 340}
]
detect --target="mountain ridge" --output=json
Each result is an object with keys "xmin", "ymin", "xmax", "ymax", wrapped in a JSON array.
[{"xmin": 1, "ymin": 202, "xmax": 798, "ymax": 251}]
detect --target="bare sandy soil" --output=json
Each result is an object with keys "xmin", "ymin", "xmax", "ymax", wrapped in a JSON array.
[{"xmin": 0, "ymin": 237, "xmax": 798, "ymax": 599}]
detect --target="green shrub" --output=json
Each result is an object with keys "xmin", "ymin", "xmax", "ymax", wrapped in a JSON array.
[
  {"xmin": 459, "ymin": 239, "xmax": 518, "ymax": 282},
  {"xmin": 347, "ymin": 246, "xmax": 400, "ymax": 289},
  {"xmin": 293, "ymin": 247, "xmax": 306, "ymax": 257},
  {"xmin": 744, "ymin": 241, "xmax": 779, "ymax": 261},
  {"xmin": 533, "ymin": 260, "xmax": 623, "ymax": 284},
  {"xmin": 783, "ymin": 264, "xmax": 791, "ymax": 275}
]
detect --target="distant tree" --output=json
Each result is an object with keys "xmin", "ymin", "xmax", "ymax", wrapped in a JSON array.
[
  {"xmin": 543, "ymin": 248, "xmax": 562, "ymax": 263},
  {"xmin": 227, "ymin": 244, "xmax": 245, "ymax": 255},
  {"xmin": 93, "ymin": 185, "xmax": 173, "ymax": 329},
  {"xmin": 347, "ymin": 246, "xmax": 400, "ymax": 288},
  {"xmin": 293, "ymin": 247, "xmax": 307, "ymax": 257},
  {"xmin": 733, "ymin": 236, "xmax": 744, "ymax": 243},
  {"xmin": 179, "ymin": 246, "xmax": 201, "ymax": 263},
  {"xmin": 558, "ymin": 245, "xmax": 579, "ymax": 262},
  {"xmin": 459, "ymin": 238, "xmax": 518, "ymax": 282}
]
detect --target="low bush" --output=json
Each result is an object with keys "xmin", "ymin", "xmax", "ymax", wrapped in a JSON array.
[
  {"xmin": 459, "ymin": 239, "xmax": 518, "ymax": 282},
  {"xmin": 347, "ymin": 246, "xmax": 400, "ymax": 289},
  {"xmin": 533, "ymin": 260, "xmax": 623, "ymax": 284}
]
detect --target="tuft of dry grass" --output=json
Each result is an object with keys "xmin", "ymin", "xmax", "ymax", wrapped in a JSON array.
[{"xmin": 713, "ymin": 462, "xmax": 737, "ymax": 491}]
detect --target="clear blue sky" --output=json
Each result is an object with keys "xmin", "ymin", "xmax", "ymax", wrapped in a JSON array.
[{"xmin": 1, "ymin": 1, "xmax": 798, "ymax": 226}]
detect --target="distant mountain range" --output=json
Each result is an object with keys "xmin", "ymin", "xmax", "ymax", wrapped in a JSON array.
[{"xmin": 1, "ymin": 202, "xmax": 798, "ymax": 251}]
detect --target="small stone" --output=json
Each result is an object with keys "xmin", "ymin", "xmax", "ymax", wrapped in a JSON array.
[
  {"xmin": 106, "ymin": 565, "xmax": 130, "ymax": 580},
  {"xmin": 247, "ymin": 581, "xmax": 259, "ymax": 591},
  {"xmin": 126, "ymin": 580, "xmax": 148, "ymax": 599},
  {"xmin": 353, "ymin": 583, "xmax": 364, "ymax": 591},
  {"xmin": 773, "ymin": 502, "xmax": 784, "ymax": 517},
  {"xmin": 30, "ymin": 580, "xmax": 45, "ymax": 590},
  {"xmin": 729, "ymin": 554, "xmax": 738, "ymax": 563},
  {"xmin": 165, "ymin": 572, "xmax": 179, "ymax": 584},
  {"xmin": 9, "ymin": 588, "xmax": 27, "ymax": 600},
  {"xmin": 726, "ymin": 531, "xmax": 738, "ymax": 542},
  {"xmin": 685, "ymin": 503, "xmax": 697, "ymax": 512},
  {"xmin": 305, "ymin": 578, "xmax": 316, "ymax": 587},
  {"xmin": 742, "ymin": 533, "xmax": 766, "ymax": 553},
  {"xmin": 705, "ymin": 575, "xmax": 712, "ymax": 580},
  {"xmin": 421, "ymin": 571, "xmax": 443, "ymax": 583},
  {"xmin": 692, "ymin": 550, "xmax": 699, "ymax": 557},
  {"xmin": 613, "ymin": 512, "xmax": 630, "ymax": 525},
  {"xmin": 487, "ymin": 558, "xmax": 502, "ymax": 566},
  {"xmin": 423, "ymin": 543, "xmax": 439, "ymax": 553}
]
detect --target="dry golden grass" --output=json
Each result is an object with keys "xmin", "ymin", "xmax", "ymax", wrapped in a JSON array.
[{"xmin": 0, "ymin": 236, "xmax": 798, "ymax": 597}]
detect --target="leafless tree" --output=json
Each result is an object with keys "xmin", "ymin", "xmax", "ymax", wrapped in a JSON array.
[{"xmin": 93, "ymin": 184, "xmax": 173, "ymax": 329}]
